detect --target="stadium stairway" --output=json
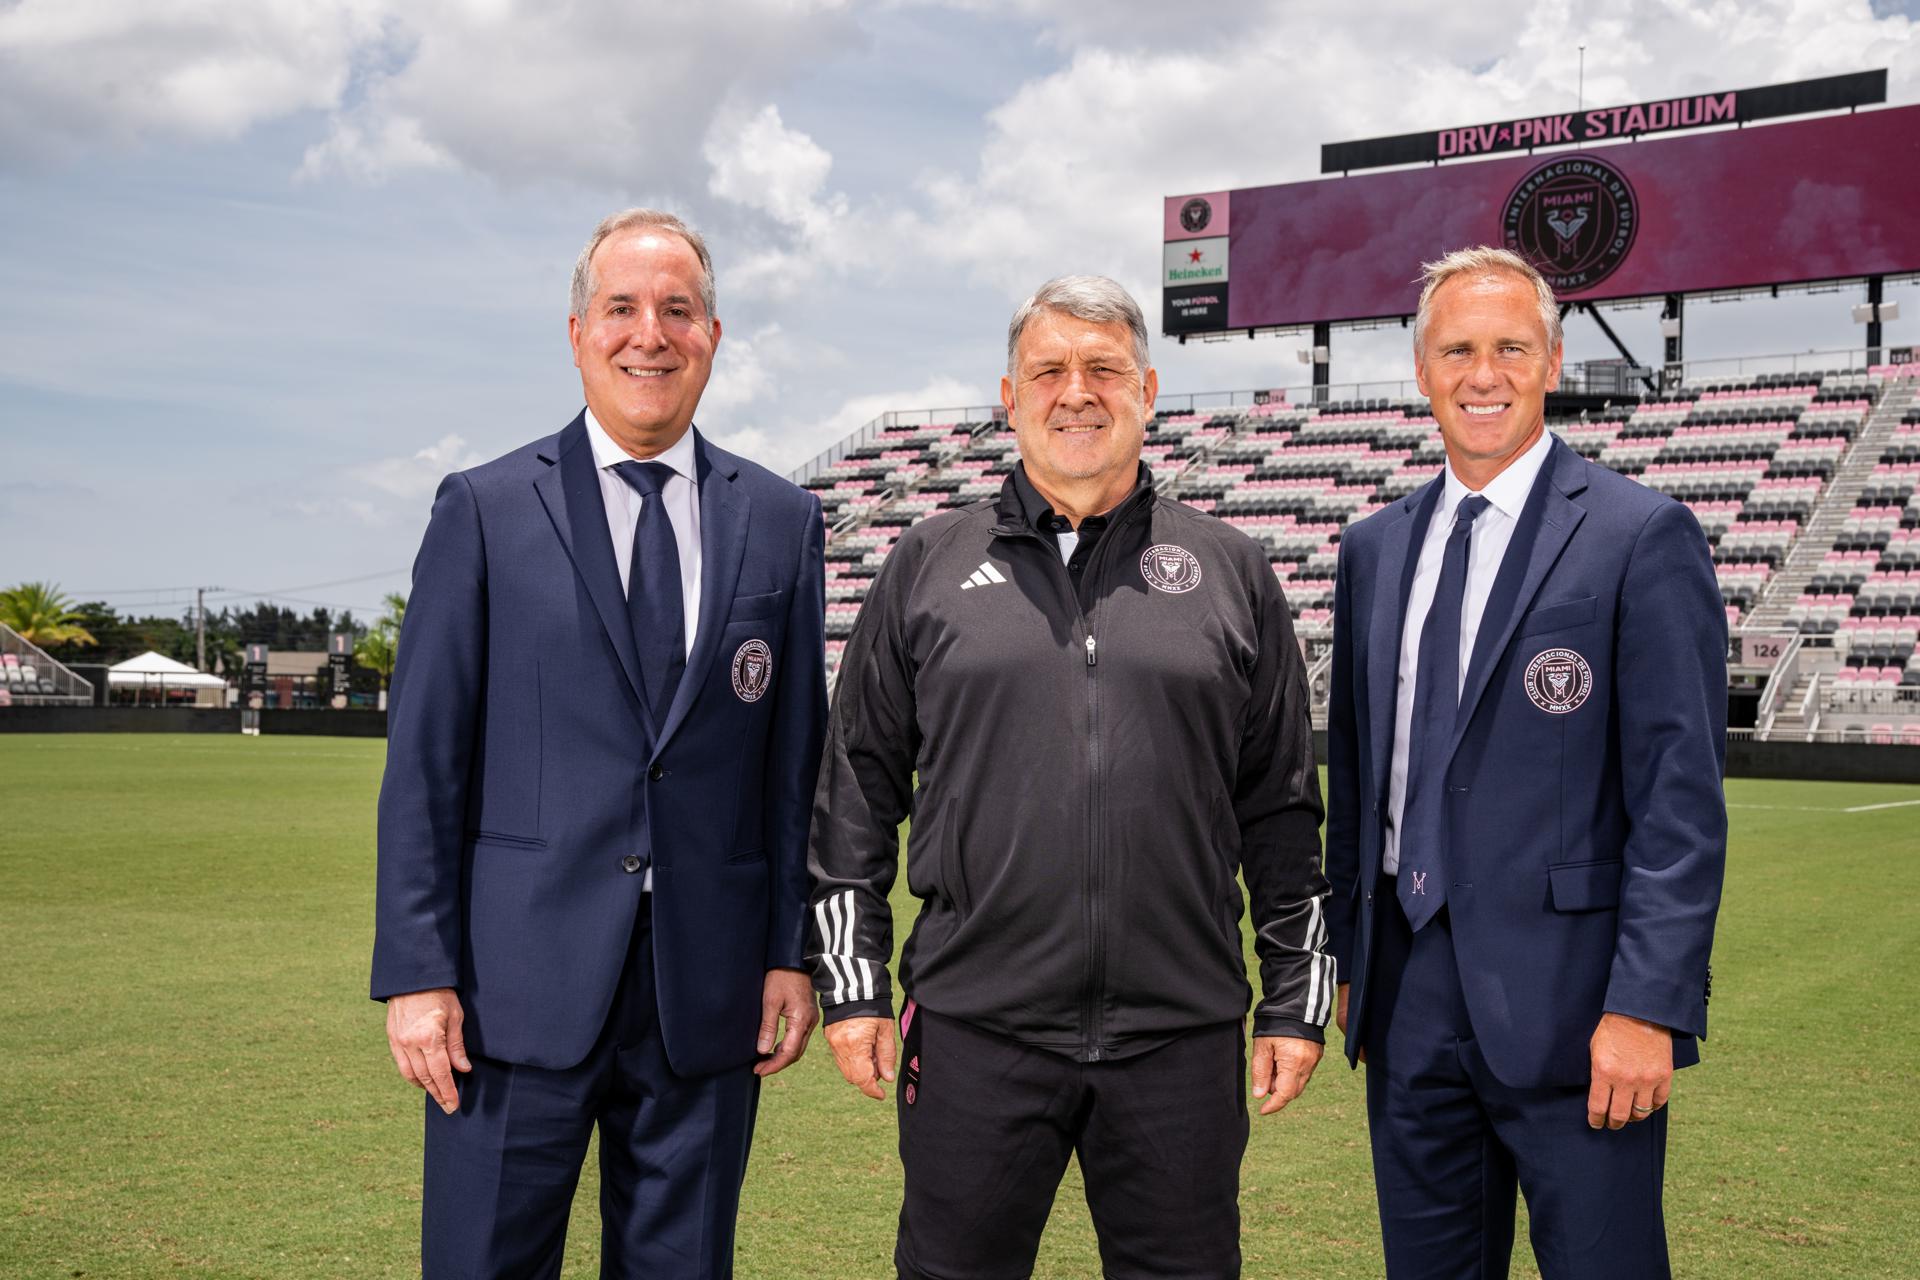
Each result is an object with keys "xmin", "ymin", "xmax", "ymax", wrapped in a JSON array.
[{"xmin": 1746, "ymin": 374, "xmax": 1917, "ymax": 632}]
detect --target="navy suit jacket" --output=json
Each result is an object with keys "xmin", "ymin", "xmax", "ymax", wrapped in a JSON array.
[
  {"xmin": 1325, "ymin": 436, "xmax": 1727, "ymax": 1089},
  {"xmin": 371, "ymin": 415, "xmax": 828, "ymax": 1078}
]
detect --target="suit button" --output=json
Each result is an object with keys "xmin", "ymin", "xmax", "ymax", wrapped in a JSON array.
[
  {"xmin": 621, "ymin": 855, "xmax": 643, "ymax": 874},
  {"xmin": 648, "ymin": 764, "xmax": 665, "ymax": 782}
]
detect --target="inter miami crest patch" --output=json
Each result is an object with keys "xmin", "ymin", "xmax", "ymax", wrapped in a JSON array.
[
  {"xmin": 1523, "ymin": 647, "xmax": 1593, "ymax": 714},
  {"xmin": 1502, "ymin": 155, "xmax": 1638, "ymax": 293},
  {"xmin": 731, "ymin": 639, "xmax": 772, "ymax": 703},
  {"xmin": 1140, "ymin": 543, "xmax": 1202, "ymax": 594}
]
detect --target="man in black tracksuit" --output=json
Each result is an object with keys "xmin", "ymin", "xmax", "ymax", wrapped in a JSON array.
[{"xmin": 808, "ymin": 276, "xmax": 1329, "ymax": 1279}]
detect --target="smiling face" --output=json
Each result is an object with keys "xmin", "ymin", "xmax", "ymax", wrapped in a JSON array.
[
  {"xmin": 1414, "ymin": 269, "xmax": 1562, "ymax": 489},
  {"xmin": 1000, "ymin": 309, "xmax": 1157, "ymax": 517},
  {"xmin": 567, "ymin": 228, "xmax": 719, "ymax": 458}
]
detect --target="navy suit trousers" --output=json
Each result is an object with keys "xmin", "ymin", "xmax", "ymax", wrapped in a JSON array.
[
  {"xmin": 1363, "ymin": 887, "xmax": 1670, "ymax": 1280},
  {"xmin": 422, "ymin": 901, "xmax": 761, "ymax": 1279}
]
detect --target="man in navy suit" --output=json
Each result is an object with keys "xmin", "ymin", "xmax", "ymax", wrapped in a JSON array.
[
  {"xmin": 1325, "ymin": 246, "xmax": 1726, "ymax": 1279},
  {"xmin": 372, "ymin": 208, "xmax": 827, "ymax": 1278}
]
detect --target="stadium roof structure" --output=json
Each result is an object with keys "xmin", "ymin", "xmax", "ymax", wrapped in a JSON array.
[{"xmin": 107, "ymin": 651, "xmax": 226, "ymax": 690}]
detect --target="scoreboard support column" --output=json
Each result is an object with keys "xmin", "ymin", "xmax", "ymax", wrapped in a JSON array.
[
  {"xmin": 1312, "ymin": 322, "xmax": 1331, "ymax": 404},
  {"xmin": 1662, "ymin": 294, "xmax": 1685, "ymax": 387},
  {"xmin": 1866, "ymin": 276, "xmax": 1884, "ymax": 367}
]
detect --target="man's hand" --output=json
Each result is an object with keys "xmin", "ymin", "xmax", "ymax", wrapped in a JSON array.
[
  {"xmin": 823, "ymin": 1016, "xmax": 897, "ymax": 1100},
  {"xmin": 1250, "ymin": 1035, "xmax": 1323, "ymax": 1115},
  {"xmin": 386, "ymin": 987, "xmax": 471, "ymax": 1115},
  {"xmin": 754, "ymin": 968, "xmax": 819, "ymax": 1078},
  {"xmin": 1588, "ymin": 1012, "xmax": 1672, "ymax": 1130},
  {"xmin": 1335, "ymin": 983, "xmax": 1365, "ymax": 1063}
]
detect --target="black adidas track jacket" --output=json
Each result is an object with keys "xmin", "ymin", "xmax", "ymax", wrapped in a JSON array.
[{"xmin": 807, "ymin": 467, "xmax": 1332, "ymax": 1059}]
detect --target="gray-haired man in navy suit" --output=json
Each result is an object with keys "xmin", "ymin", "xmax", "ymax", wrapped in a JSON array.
[{"xmin": 373, "ymin": 209, "xmax": 827, "ymax": 1277}]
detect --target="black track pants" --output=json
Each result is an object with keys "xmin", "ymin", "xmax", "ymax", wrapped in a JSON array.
[{"xmin": 894, "ymin": 1006, "xmax": 1247, "ymax": 1280}]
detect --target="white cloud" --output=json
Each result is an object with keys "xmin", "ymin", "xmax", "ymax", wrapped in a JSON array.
[
  {"xmin": 702, "ymin": 323, "xmax": 784, "ymax": 416},
  {"xmin": 706, "ymin": 103, "xmax": 841, "ymax": 234},
  {"xmin": 0, "ymin": 0, "xmax": 865, "ymax": 190},
  {"xmin": 299, "ymin": 0, "xmax": 863, "ymax": 189},
  {"xmin": 0, "ymin": 0, "xmax": 390, "ymax": 158},
  {"xmin": 296, "ymin": 114, "xmax": 455, "ymax": 184},
  {"xmin": 354, "ymin": 433, "xmax": 486, "ymax": 501}
]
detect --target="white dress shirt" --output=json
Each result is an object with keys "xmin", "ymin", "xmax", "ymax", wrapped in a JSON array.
[
  {"xmin": 584, "ymin": 409, "xmax": 702, "ymax": 659},
  {"xmin": 1383, "ymin": 429, "xmax": 1552, "ymax": 875},
  {"xmin": 585, "ymin": 411, "xmax": 702, "ymax": 894}
]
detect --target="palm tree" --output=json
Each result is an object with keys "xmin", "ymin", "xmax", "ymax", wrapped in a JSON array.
[
  {"xmin": 355, "ymin": 592, "xmax": 407, "ymax": 692},
  {"xmin": 355, "ymin": 624, "xmax": 398, "ymax": 690},
  {"xmin": 0, "ymin": 582, "xmax": 98, "ymax": 648}
]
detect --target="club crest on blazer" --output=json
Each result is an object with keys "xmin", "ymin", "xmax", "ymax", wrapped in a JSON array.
[
  {"xmin": 732, "ymin": 638, "xmax": 773, "ymax": 702},
  {"xmin": 1523, "ymin": 647, "xmax": 1593, "ymax": 714}
]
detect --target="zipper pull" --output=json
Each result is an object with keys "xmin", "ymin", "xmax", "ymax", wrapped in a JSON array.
[{"xmin": 1085, "ymin": 634, "xmax": 1097, "ymax": 666}]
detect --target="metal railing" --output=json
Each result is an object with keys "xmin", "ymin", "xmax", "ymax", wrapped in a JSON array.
[
  {"xmin": 1794, "ymin": 672, "xmax": 1823, "ymax": 737},
  {"xmin": 1731, "ymin": 725, "xmax": 1920, "ymax": 745},
  {"xmin": 1676, "ymin": 346, "xmax": 1874, "ymax": 384},
  {"xmin": 1753, "ymin": 633, "xmax": 1807, "ymax": 731},
  {"xmin": 1824, "ymin": 685, "xmax": 1920, "ymax": 710},
  {"xmin": 788, "ymin": 405, "xmax": 1004, "ymax": 486},
  {"xmin": 0, "ymin": 624, "xmax": 95, "ymax": 706}
]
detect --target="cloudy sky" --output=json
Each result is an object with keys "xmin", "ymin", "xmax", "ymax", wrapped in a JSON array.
[{"xmin": 4, "ymin": 0, "xmax": 1919, "ymax": 621}]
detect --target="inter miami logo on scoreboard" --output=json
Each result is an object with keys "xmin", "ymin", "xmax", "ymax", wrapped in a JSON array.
[
  {"xmin": 1502, "ymin": 155, "xmax": 1638, "ymax": 292},
  {"xmin": 1179, "ymin": 197, "xmax": 1213, "ymax": 233}
]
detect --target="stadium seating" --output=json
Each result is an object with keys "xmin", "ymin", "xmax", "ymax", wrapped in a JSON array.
[
  {"xmin": 0, "ymin": 628, "xmax": 93, "ymax": 703},
  {"xmin": 804, "ymin": 363, "xmax": 1920, "ymax": 741}
]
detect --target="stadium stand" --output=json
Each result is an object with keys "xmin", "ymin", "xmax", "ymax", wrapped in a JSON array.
[
  {"xmin": 796, "ymin": 359, "xmax": 1920, "ymax": 743},
  {"xmin": 0, "ymin": 625, "xmax": 95, "ymax": 707}
]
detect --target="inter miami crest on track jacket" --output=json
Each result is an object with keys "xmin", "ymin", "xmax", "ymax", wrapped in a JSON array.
[{"xmin": 807, "ymin": 468, "xmax": 1332, "ymax": 1060}]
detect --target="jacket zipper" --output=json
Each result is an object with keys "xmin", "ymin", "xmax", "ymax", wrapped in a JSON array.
[{"xmin": 994, "ymin": 494, "xmax": 1148, "ymax": 1062}]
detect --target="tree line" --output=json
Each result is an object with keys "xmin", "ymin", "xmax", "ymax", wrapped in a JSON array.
[{"xmin": 0, "ymin": 582, "xmax": 405, "ymax": 690}]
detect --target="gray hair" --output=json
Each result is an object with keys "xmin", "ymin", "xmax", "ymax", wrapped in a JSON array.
[
  {"xmin": 1413, "ymin": 246, "xmax": 1562, "ymax": 353},
  {"xmin": 1006, "ymin": 275, "xmax": 1151, "ymax": 378},
  {"xmin": 569, "ymin": 208, "xmax": 717, "ymax": 327}
]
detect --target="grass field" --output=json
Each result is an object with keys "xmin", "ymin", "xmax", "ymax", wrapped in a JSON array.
[{"xmin": 1, "ymin": 734, "xmax": 1916, "ymax": 1278}]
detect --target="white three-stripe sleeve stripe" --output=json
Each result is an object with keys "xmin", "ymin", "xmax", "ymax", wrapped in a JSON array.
[
  {"xmin": 812, "ymin": 897, "xmax": 847, "ymax": 1002},
  {"xmin": 1310, "ymin": 898, "xmax": 1334, "ymax": 1025},
  {"xmin": 814, "ymin": 890, "xmax": 876, "ymax": 1005},
  {"xmin": 1302, "ymin": 896, "xmax": 1326, "ymax": 1027}
]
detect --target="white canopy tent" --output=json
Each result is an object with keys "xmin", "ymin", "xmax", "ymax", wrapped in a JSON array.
[{"xmin": 109, "ymin": 651, "xmax": 229, "ymax": 706}]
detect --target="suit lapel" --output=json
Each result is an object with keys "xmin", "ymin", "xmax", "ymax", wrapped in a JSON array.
[
  {"xmin": 1368, "ymin": 479, "xmax": 1442, "ymax": 799},
  {"xmin": 1448, "ymin": 437, "xmax": 1588, "ymax": 758},
  {"xmin": 533, "ymin": 414, "xmax": 649, "ymax": 718},
  {"xmin": 651, "ymin": 430, "xmax": 750, "ymax": 756}
]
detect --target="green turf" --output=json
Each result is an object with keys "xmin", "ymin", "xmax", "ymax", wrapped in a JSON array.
[{"xmin": 1, "ymin": 735, "xmax": 1916, "ymax": 1277}]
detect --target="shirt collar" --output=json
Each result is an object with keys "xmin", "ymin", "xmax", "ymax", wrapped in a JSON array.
[
  {"xmin": 1442, "ymin": 427, "xmax": 1552, "ymax": 522},
  {"xmin": 584, "ymin": 408, "xmax": 699, "ymax": 484},
  {"xmin": 1011, "ymin": 461, "xmax": 1147, "ymax": 533}
]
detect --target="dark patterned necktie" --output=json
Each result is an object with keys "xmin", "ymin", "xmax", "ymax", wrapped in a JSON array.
[
  {"xmin": 611, "ymin": 460, "xmax": 686, "ymax": 722},
  {"xmin": 1398, "ymin": 493, "xmax": 1490, "ymax": 931}
]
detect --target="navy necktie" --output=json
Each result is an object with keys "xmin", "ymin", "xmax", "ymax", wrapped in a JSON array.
[
  {"xmin": 612, "ymin": 460, "xmax": 686, "ymax": 723},
  {"xmin": 1398, "ymin": 493, "xmax": 1491, "ymax": 931}
]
